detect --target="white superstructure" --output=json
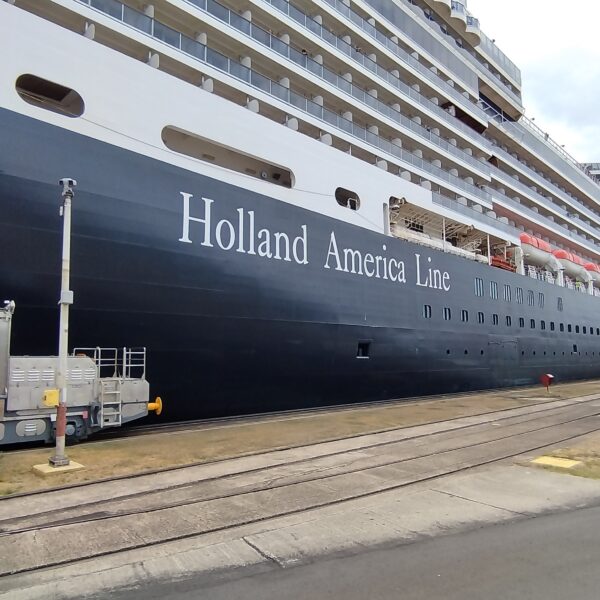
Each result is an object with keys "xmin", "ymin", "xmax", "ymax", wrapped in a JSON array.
[{"xmin": 4, "ymin": 0, "xmax": 600, "ymax": 293}]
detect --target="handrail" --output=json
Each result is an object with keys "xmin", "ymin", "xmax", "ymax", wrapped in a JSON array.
[
  {"xmin": 432, "ymin": 192, "xmax": 516, "ymax": 237},
  {"xmin": 490, "ymin": 166, "xmax": 600, "ymax": 245},
  {"xmin": 303, "ymin": 0, "xmax": 487, "ymax": 122},
  {"xmin": 77, "ymin": 0, "xmax": 492, "ymax": 204},
  {"xmin": 181, "ymin": 0, "xmax": 488, "ymax": 173},
  {"xmin": 496, "ymin": 195, "xmax": 600, "ymax": 257},
  {"xmin": 489, "ymin": 142, "xmax": 600, "ymax": 230},
  {"xmin": 400, "ymin": 0, "xmax": 523, "ymax": 106},
  {"xmin": 481, "ymin": 99, "xmax": 600, "ymax": 198}
]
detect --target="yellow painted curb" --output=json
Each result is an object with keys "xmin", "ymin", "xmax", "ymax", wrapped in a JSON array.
[{"xmin": 531, "ymin": 456, "xmax": 582, "ymax": 469}]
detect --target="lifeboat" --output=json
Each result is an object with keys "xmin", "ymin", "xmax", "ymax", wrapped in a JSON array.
[
  {"xmin": 519, "ymin": 233, "xmax": 553, "ymax": 267},
  {"xmin": 585, "ymin": 262, "xmax": 600, "ymax": 283},
  {"xmin": 552, "ymin": 249, "xmax": 590, "ymax": 280}
]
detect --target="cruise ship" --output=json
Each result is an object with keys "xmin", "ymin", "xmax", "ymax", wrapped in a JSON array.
[{"xmin": 2, "ymin": 0, "xmax": 600, "ymax": 422}]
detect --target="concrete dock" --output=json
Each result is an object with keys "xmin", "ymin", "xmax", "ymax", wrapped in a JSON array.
[{"xmin": 1, "ymin": 381, "xmax": 600, "ymax": 598}]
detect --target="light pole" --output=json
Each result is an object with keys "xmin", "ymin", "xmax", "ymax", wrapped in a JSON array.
[{"xmin": 49, "ymin": 178, "xmax": 77, "ymax": 467}]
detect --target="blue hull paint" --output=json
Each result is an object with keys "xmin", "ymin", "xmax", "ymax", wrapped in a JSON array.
[{"xmin": 2, "ymin": 108, "xmax": 600, "ymax": 420}]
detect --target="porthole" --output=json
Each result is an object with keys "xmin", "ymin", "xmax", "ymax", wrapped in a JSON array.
[
  {"xmin": 16, "ymin": 74, "xmax": 84, "ymax": 117},
  {"xmin": 335, "ymin": 188, "xmax": 360, "ymax": 210},
  {"xmin": 446, "ymin": 349, "xmax": 451, "ymax": 355}
]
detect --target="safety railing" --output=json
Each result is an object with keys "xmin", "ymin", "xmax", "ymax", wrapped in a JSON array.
[
  {"xmin": 176, "ymin": 0, "xmax": 489, "ymax": 173},
  {"xmin": 77, "ymin": 0, "xmax": 492, "ymax": 204}
]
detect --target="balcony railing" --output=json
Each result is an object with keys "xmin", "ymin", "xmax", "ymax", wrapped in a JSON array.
[
  {"xmin": 313, "ymin": 0, "xmax": 488, "ymax": 123},
  {"xmin": 490, "ymin": 142, "xmax": 600, "ymax": 230},
  {"xmin": 481, "ymin": 99, "xmax": 600, "ymax": 208},
  {"xmin": 179, "ymin": 0, "xmax": 487, "ymax": 174},
  {"xmin": 402, "ymin": 0, "xmax": 523, "ymax": 107},
  {"xmin": 76, "ymin": 0, "xmax": 492, "ymax": 204},
  {"xmin": 490, "ymin": 166, "xmax": 600, "ymax": 243},
  {"xmin": 432, "ymin": 192, "xmax": 516, "ymax": 237},
  {"xmin": 496, "ymin": 195, "xmax": 600, "ymax": 254}
]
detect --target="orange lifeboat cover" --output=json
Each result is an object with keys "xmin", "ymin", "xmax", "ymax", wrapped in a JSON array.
[
  {"xmin": 553, "ymin": 249, "xmax": 573, "ymax": 261},
  {"xmin": 537, "ymin": 239, "xmax": 552, "ymax": 253},
  {"xmin": 519, "ymin": 233, "xmax": 537, "ymax": 247},
  {"xmin": 585, "ymin": 262, "xmax": 600, "ymax": 273}
]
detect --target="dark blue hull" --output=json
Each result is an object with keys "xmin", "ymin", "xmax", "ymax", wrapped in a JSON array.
[{"xmin": 2, "ymin": 108, "xmax": 600, "ymax": 420}]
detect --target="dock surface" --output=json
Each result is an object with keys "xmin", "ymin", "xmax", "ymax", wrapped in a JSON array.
[{"xmin": 1, "ymin": 381, "xmax": 600, "ymax": 598}]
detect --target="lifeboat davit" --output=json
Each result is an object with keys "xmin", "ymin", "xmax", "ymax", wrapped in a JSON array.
[
  {"xmin": 519, "ymin": 233, "xmax": 553, "ymax": 267},
  {"xmin": 552, "ymin": 249, "xmax": 589, "ymax": 280},
  {"xmin": 585, "ymin": 262, "xmax": 600, "ymax": 283}
]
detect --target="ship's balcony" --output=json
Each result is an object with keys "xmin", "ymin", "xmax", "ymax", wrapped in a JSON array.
[
  {"xmin": 493, "ymin": 194, "xmax": 600, "ymax": 256},
  {"xmin": 73, "ymin": 0, "xmax": 493, "ymax": 206},
  {"xmin": 248, "ymin": 1, "xmax": 490, "ymax": 161},
  {"xmin": 168, "ymin": 0, "xmax": 489, "ymax": 173},
  {"xmin": 145, "ymin": 0, "xmax": 491, "ymax": 170},
  {"xmin": 450, "ymin": 1, "xmax": 467, "ymax": 22},
  {"xmin": 490, "ymin": 143, "xmax": 600, "ymax": 231},
  {"xmin": 399, "ymin": 0, "xmax": 523, "ymax": 115},
  {"xmin": 482, "ymin": 100, "xmax": 600, "ymax": 209},
  {"xmin": 316, "ymin": 0, "xmax": 488, "ymax": 124},
  {"xmin": 490, "ymin": 166, "xmax": 600, "ymax": 244}
]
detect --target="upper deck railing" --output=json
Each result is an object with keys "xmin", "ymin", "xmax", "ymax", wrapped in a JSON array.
[{"xmin": 77, "ymin": 0, "xmax": 492, "ymax": 204}]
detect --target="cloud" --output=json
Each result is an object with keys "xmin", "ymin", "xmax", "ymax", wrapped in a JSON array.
[{"xmin": 467, "ymin": 0, "xmax": 600, "ymax": 160}]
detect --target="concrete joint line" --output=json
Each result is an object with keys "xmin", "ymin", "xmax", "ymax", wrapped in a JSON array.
[{"xmin": 429, "ymin": 487, "xmax": 531, "ymax": 517}]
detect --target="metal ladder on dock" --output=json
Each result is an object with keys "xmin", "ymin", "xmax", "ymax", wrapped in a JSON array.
[{"xmin": 99, "ymin": 378, "xmax": 122, "ymax": 428}]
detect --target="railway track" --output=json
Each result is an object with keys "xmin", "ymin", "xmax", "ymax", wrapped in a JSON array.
[{"xmin": 0, "ymin": 395, "xmax": 599, "ymax": 577}]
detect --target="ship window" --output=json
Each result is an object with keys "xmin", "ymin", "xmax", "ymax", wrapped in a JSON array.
[
  {"xmin": 541, "ymin": 320, "xmax": 546, "ymax": 330},
  {"xmin": 573, "ymin": 344, "xmax": 578, "ymax": 353},
  {"xmin": 423, "ymin": 305, "xmax": 432, "ymax": 318},
  {"xmin": 474, "ymin": 277, "xmax": 484, "ymax": 297},
  {"xmin": 16, "ymin": 74, "xmax": 84, "ymax": 117},
  {"xmin": 583, "ymin": 326, "xmax": 587, "ymax": 334},
  {"xmin": 560, "ymin": 323, "xmax": 565, "ymax": 332},
  {"xmin": 576, "ymin": 325, "xmax": 580, "ymax": 334},
  {"xmin": 356, "ymin": 341, "xmax": 371, "ymax": 358},
  {"xmin": 444, "ymin": 307, "xmax": 452, "ymax": 320},
  {"xmin": 490, "ymin": 281, "xmax": 498, "ymax": 300},
  {"xmin": 335, "ymin": 188, "xmax": 360, "ymax": 210},
  {"xmin": 527, "ymin": 290, "xmax": 535, "ymax": 307},
  {"xmin": 519, "ymin": 317, "xmax": 525, "ymax": 328},
  {"xmin": 506, "ymin": 316, "xmax": 512, "ymax": 327},
  {"xmin": 405, "ymin": 218, "xmax": 424, "ymax": 233},
  {"xmin": 557, "ymin": 297, "xmax": 564, "ymax": 311},
  {"xmin": 530, "ymin": 319, "xmax": 535, "ymax": 329},
  {"xmin": 516, "ymin": 287, "xmax": 524, "ymax": 304},
  {"xmin": 461, "ymin": 310, "xmax": 469, "ymax": 323},
  {"xmin": 568, "ymin": 324, "xmax": 572, "ymax": 333},
  {"xmin": 503, "ymin": 285, "xmax": 512, "ymax": 302},
  {"xmin": 591, "ymin": 328, "xmax": 594, "ymax": 336},
  {"xmin": 161, "ymin": 126, "xmax": 294, "ymax": 188},
  {"xmin": 597, "ymin": 328, "xmax": 599, "ymax": 335},
  {"xmin": 538, "ymin": 293, "xmax": 545, "ymax": 308},
  {"xmin": 492, "ymin": 314, "xmax": 499, "ymax": 325},
  {"xmin": 550, "ymin": 322, "xmax": 555, "ymax": 331}
]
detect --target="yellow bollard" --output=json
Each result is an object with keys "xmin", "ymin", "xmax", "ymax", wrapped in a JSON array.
[{"xmin": 148, "ymin": 396, "xmax": 163, "ymax": 416}]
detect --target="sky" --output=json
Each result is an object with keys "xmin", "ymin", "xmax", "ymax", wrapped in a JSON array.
[{"xmin": 467, "ymin": 0, "xmax": 600, "ymax": 162}]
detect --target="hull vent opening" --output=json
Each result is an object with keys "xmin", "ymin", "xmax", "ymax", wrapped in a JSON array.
[
  {"xmin": 356, "ymin": 341, "xmax": 371, "ymax": 358},
  {"xmin": 162, "ymin": 126, "xmax": 293, "ymax": 188},
  {"xmin": 16, "ymin": 75, "xmax": 84, "ymax": 117}
]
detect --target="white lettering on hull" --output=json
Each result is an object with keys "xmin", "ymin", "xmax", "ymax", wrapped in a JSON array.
[{"xmin": 178, "ymin": 192, "xmax": 451, "ymax": 292}]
